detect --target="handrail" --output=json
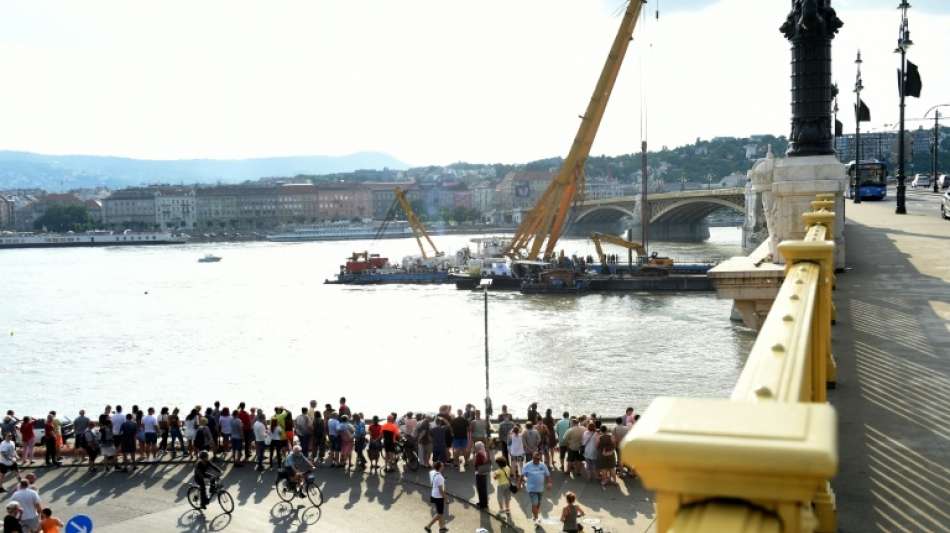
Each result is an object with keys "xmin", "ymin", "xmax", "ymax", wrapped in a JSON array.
[{"xmin": 621, "ymin": 197, "xmax": 839, "ymax": 533}]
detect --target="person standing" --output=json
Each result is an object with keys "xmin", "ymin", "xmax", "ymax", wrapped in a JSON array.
[
  {"xmin": 110, "ymin": 406, "xmax": 125, "ymax": 450},
  {"xmin": 268, "ymin": 419, "xmax": 285, "ymax": 468},
  {"xmin": 326, "ymin": 412, "xmax": 340, "ymax": 467},
  {"xmin": 492, "ymin": 456, "xmax": 513, "ymax": 514},
  {"xmin": 522, "ymin": 422, "xmax": 541, "ymax": 462},
  {"xmin": 526, "ymin": 403, "xmax": 540, "ymax": 424},
  {"xmin": 236, "ymin": 403, "xmax": 253, "ymax": 459},
  {"xmin": 582, "ymin": 423, "xmax": 598, "ymax": 480},
  {"xmin": 42, "ymin": 416, "xmax": 60, "ymax": 467},
  {"xmin": 157, "ymin": 407, "xmax": 170, "ymax": 456},
  {"xmin": 353, "ymin": 414, "xmax": 367, "ymax": 469},
  {"xmin": 9, "ymin": 480, "xmax": 42, "ymax": 533},
  {"xmin": 18, "ymin": 418, "xmax": 34, "ymax": 467},
  {"xmin": 312, "ymin": 412, "xmax": 326, "ymax": 463},
  {"xmin": 337, "ymin": 415, "xmax": 354, "ymax": 469},
  {"xmin": 423, "ymin": 462, "xmax": 447, "ymax": 533},
  {"xmin": 415, "ymin": 416, "xmax": 432, "ymax": 469},
  {"xmin": 252, "ymin": 413, "xmax": 268, "ymax": 471},
  {"xmin": 168, "ymin": 408, "xmax": 185, "ymax": 458},
  {"xmin": 430, "ymin": 418, "xmax": 447, "ymax": 465},
  {"xmin": 563, "ymin": 419, "xmax": 585, "ymax": 477},
  {"xmin": 497, "ymin": 414, "xmax": 514, "ymax": 464},
  {"xmin": 449, "ymin": 411, "xmax": 469, "ymax": 469},
  {"xmin": 39, "ymin": 508, "xmax": 63, "ymax": 533},
  {"xmin": 338, "ymin": 398, "xmax": 351, "ymax": 419},
  {"xmin": 81, "ymin": 423, "xmax": 100, "ymax": 472},
  {"xmin": 217, "ymin": 408, "xmax": 233, "ymax": 456},
  {"xmin": 560, "ymin": 491, "xmax": 586, "ymax": 532},
  {"xmin": 597, "ymin": 425, "xmax": 617, "ymax": 486},
  {"xmin": 119, "ymin": 414, "xmax": 138, "ymax": 471},
  {"xmin": 141, "ymin": 408, "xmax": 158, "ymax": 462},
  {"xmin": 520, "ymin": 452, "xmax": 552, "ymax": 525},
  {"xmin": 554, "ymin": 412, "xmax": 571, "ymax": 473},
  {"xmin": 380, "ymin": 415, "xmax": 400, "ymax": 472},
  {"xmin": 72, "ymin": 410, "xmax": 90, "ymax": 463},
  {"xmin": 473, "ymin": 442, "xmax": 490, "ymax": 510},
  {"xmin": 294, "ymin": 408, "xmax": 312, "ymax": 460},
  {"xmin": 508, "ymin": 425, "xmax": 525, "ymax": 479},
  {"xmin": 98, "ymin": 422, "xmax": 117, "ymax": 473},
  {"xmin": 0, "ymin": 433, "xmax": 19, "ymax": 492}
]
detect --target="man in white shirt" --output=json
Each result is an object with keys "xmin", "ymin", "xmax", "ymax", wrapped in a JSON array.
[
  {"xmin": 252, "ymin": 415, "xmax": 268, "ymax": 472},
  {"xmin": 0, "ymin": 433, "xmax": 19, "ymax": 492},
  {"xmin": 10, "ymin": 479, "xmax": 42, "ymax": 532},
  {"xmin": 424, "ymin": 461, "xmax": 447, "ymax": 533},
  {"xmin": 142, "ymin": 408, "xmax": 159, "ymax": 461},
  {"xmin": 111, "ymin": 405, "xmax": 126, "ymax": 449}
]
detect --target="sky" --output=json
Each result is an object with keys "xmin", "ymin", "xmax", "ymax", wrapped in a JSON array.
[{"xmin": 0, "ymin": 0, "xmax": 947, "ymax": 166}]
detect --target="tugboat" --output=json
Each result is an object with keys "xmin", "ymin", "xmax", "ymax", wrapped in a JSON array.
[
  {"xmin": 324, "ymin": 251, "xmax": 453, "ymax": 285},
  {"xmin": 520, "ymin": 267, "xmax": 590, "ymax": 294}
]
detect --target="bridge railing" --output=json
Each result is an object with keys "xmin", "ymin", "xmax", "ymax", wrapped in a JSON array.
[{"xmin": 621, "ymin": 195, "xmax": 838, "ymax": 533}]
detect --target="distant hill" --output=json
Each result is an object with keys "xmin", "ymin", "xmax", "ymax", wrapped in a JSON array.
[{"xmin": 0, "ymin": 151, "xmax": 408, "ymax": 191}]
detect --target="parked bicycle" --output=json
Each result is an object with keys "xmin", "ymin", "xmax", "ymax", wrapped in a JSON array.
[
  {"xmin": 187, "ymin": 476, "xmax": 234, "ymax": 514},
  {"xmin": 395, "ymin": 435, "xmax": 419, "ymax": 472},
  {"xmin": 275, "ymin": 472, "xmax": 324, "ymax": 508}
]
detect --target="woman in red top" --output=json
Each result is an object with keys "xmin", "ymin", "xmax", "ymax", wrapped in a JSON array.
[
  {"xmin": 20, "ymin": 416, "xmax": 35, "ymax": 465},
  {"xmin": 473, "ymin": 441, "xmax": 490, "ymax": 509},
  {"xmin": 368, "ymin": 417, "xmax": 383, "ymax": 470}
]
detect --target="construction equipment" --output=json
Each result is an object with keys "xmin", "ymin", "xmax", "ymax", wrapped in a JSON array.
[
  {"xmin": 376, "ymin": 187, "xmax": 442, "ymax": 259},
  {"xmin": 590, "ymin": 232, "xmax": 673, "ymax": 274},
  {"xmin": 505, "ymin": 0, "xmax": 646, "ymax": 260}
]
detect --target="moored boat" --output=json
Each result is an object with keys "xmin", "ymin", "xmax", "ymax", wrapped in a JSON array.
[{"xmin": 0, "ymin": 230, "xmax": 187, "ymax": 249}]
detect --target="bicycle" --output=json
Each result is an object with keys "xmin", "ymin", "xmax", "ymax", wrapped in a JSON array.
[
  {"xmin": 275, "ymin": 470, "xmax": 324, "ymax": 508},
  {"xmin": 395, "ymin": 436, "xmax": 419, "ymax": 472},
  {"xmin": 187, "ymin": 476, "xmax": 234, "ymax": 514}
]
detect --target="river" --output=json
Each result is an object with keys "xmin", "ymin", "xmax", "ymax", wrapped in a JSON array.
[{"xmin": 0, "ymin": 228, "xmax": 753, "ymax": 419}]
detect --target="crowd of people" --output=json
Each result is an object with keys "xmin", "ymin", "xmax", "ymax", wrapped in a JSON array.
[{"xmin": 2, "ymin": 400, "xmax": 640, "ymax": 532}]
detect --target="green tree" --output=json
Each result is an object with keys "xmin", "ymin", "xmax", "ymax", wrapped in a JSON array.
[{"xmin": 33, "ymin": 205, "xmax": 93, "ymax": 232}]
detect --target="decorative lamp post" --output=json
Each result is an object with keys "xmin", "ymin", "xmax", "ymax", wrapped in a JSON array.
[
  {"xmin": 924, "ymin": 104, "xmax": 949, "ymax": 193},
  {"xmin": 479, "ymin": 278, "xmax": 493, "ymax": 434},
  {"xmin": 781, "ymin": 0, "xmax": 843, "ymax": 157},
  {"xmin": 894, "ymin": 0, "xmax": 913, "ymax": 214},
  {"xmin": 853, "ymin": 50, "xmax": 864, "ymax": 204}
]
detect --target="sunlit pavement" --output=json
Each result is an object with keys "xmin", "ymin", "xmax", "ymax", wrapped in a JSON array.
[
  {"xmin": 25, "ymin": 458, "xmax": 656, "ymax": 532},
  {"xmin": 832, "ymin": 187, "xmax": 950, "ymax": 532}
]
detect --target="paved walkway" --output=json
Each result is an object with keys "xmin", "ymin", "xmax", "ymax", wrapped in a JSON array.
[
  {"xmin": 20, "ymin": 457, "xmax": 655, "ymax": 533},
  {"xmin": 831, "ymin": 188, "xmax": 950, "ymax": 533}
]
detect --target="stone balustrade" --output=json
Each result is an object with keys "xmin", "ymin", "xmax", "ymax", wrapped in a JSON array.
[{"xmin": 621, "ymin": 198, "xmax": 839, "ymax": 533}]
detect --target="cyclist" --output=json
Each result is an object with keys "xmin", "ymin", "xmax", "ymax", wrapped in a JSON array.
[
  {"xmin": 194, "ymin": 451, "xmax": 223, "ymax": 509},
  {"xmin": 281, "ymin": 445, "xmax": 315, "ymax": 487}
]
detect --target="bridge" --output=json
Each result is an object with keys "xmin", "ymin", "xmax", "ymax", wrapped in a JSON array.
[{"xmin": 571, "ymin": 187, "xmax": 746, "ymax": 241}]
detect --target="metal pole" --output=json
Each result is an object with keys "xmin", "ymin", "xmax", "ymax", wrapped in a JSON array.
[
  {"xmin": 483, "ymin": 285, "xmax": 491, "ymax": 434},
  {"xmin": 895, "ymin": 0, "xmax": 911, "ymax": 214},
  {"xmin": 934, "ymin": 111, "xmax": 940, "ymax": 193},
  {"xmin": 854, "ymin": 50, "xmax": 863, "ymax": 204},
  {"xmin": 640, "ymin": 140, "xmax": 648, "ymax": 256}
]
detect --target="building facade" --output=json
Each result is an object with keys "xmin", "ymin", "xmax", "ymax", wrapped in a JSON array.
[
  {"xmin": 277, "ymin": 183, "xmax": 319, "ymax": 223},
  {"xmin": 0, "ymin": 195, "xmax": 13, "ymax": 230},
  {"xmin": 102, "ymin": 188, "xmax": 159, "ymax": 228},
  {"xmin": 316, "ymin": 182, "xmax": 373, "ymax": 221},
  {"xmin": 155, "ymin": 187, "xmax": 197, "ymax": 229}
]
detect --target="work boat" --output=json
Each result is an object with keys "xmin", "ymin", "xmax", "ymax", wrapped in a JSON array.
[
  {"xmin": 324, "ymin": 251, "xmax": 455, "ymax": 285},
  {"xmin": 448, "ymin": 236, "xmax": 530, "ymax": 290}
]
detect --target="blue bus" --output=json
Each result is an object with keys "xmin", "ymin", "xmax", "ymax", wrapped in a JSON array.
[{"xmin": 846, "ymin": 160, "xmax": 888, "ymax": 200}]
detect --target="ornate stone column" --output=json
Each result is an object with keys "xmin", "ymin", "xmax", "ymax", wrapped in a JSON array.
[{"xmin": 771, "ymin": 0, "xmax": 847, "ymax": 268}]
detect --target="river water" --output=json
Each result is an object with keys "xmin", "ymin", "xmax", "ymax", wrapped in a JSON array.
[{"xmin": 0, "ymin": 229, "xmax": 753, "ymax": 419}]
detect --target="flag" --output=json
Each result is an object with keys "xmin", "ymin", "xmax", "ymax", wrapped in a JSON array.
[
  {"xmin": 855, "ymin": 100, "xmax": 871, "ymax": 122},
  {"xmin": 901, "ymin": 61, "xmax": 923, "ymax": 98},
  {"xmin": 835, "ymin": 119, "xmax": 843, "ymax": 137},
  {"xmin": 905, "ymin": 61, "xmax": 922, "ymax": 97}
]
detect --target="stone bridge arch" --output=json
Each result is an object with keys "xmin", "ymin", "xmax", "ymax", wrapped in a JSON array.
[
  {"xmin": 573, "ymin": 203, "xmax": 639, "ymax": 224},
  {"xmin": 649, "ymin": 197, "xmax": 745, "ymax": 225}
]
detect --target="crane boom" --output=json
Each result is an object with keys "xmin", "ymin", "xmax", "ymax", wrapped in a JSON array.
[
  {"xmin": 591, "ymin": 232, "xmax": 645, "ymax": 267},
  {"xmin": 394, "ymin": 187, "xmax": 440, "ymax": 259},
  {"xmin": 505, "ymin": 1, "xmax": 645, "ymax": 260}
]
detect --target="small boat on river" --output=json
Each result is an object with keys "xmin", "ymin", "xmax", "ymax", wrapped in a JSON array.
[{"xmin": 198, "ymin": 254, "xmax": 222, "ymax": 263}]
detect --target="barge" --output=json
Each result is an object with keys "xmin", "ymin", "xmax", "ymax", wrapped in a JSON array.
[{"xmin": 0, "ymin": 231, "xmax": 187, "ymax": 249}]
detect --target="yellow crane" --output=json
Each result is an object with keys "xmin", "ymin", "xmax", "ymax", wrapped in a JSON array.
[
  {"xmin": 394, "ymin": 187, "xmax": 441, "ymax": 259},
  {"xmin": 590, "ymin": 232, "xmax": 673, "ymax": 272},
  {"xmin": 505, "ymin": 0, "xmax": 646, "ymax": 260}
]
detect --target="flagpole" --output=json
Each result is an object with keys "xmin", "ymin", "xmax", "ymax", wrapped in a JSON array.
[
  {"xmin": 854, "ymin": 50, "xmax": 863, "ymax": 204},
  {"xmin": 895, "ymin": 0, "xmax": 912, "ymax": 215}
]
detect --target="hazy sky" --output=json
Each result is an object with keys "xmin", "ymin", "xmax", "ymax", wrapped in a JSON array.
[{"xmin": 0, "ymin": 0, "xmax": 947, "ymax": 166}]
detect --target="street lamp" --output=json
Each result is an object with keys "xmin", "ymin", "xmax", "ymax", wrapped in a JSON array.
[
  {"xmin": 479, "ymin": 278, "xmax": 493, "ymax": 433},
  {"xmin": 924, "ymin": 104, "xmax": 950, "ymax": 192},
  {"xmin": 894, "ymin": 0, "xmax": 913, "ymax": 214},
  {"xmin": 853, "ymin": 50, "xmax": 864, "ymax": 204}
]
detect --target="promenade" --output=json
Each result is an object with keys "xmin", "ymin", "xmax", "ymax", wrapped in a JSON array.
[
  {"xmin": 831, "ymin": 189, "xmax": 950, "ymax": 532},
  {"xmin": 26, "ymin": 456, "xmax": 656, "ymax": 532}
]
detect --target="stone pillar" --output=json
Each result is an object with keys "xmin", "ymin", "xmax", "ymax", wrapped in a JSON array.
[
  {"xmin": 772, "ymin": 1, "xmax": 847, "ymax": 269},
  {"xmin": 769, "ymin": 156, "xmax": 847, "ymax": 268},
  {"xmin": 743, "ymin": 146, "xmax": 774, "ymax": 252}
]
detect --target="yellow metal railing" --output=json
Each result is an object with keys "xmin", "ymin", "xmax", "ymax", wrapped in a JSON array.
[{"xmin": 622, "ymin": 197, "xmax": 838, "ymax": 533}]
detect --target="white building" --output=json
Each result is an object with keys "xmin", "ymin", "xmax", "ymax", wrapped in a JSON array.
[{"xmin": 155, "ymin": 187, "xmax": 196, "ymax": 229}]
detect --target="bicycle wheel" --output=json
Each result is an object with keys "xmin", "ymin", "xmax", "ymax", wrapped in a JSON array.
[
  {"xmin": 275, "ymin": 478, "xmax": 297, "ymax": 502},
  {"xmin": 306, "ymin": 481, "xmax": 324, "ymax": 508},
  {"xmin": 186, "ymin": 486, "xmax": 203, "ymax": 510},
  {"xmin": 217, "ymin": 490, "xmax": 235, "ymax": 514},
  {"xmin": 407, "ymin": 454, "xmax": 420, "ymax": 472}
]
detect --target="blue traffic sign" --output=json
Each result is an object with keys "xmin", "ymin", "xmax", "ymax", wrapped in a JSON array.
[{"xmin": 65, "ymin": 514, "xmax": 94, "ymax": 533}]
